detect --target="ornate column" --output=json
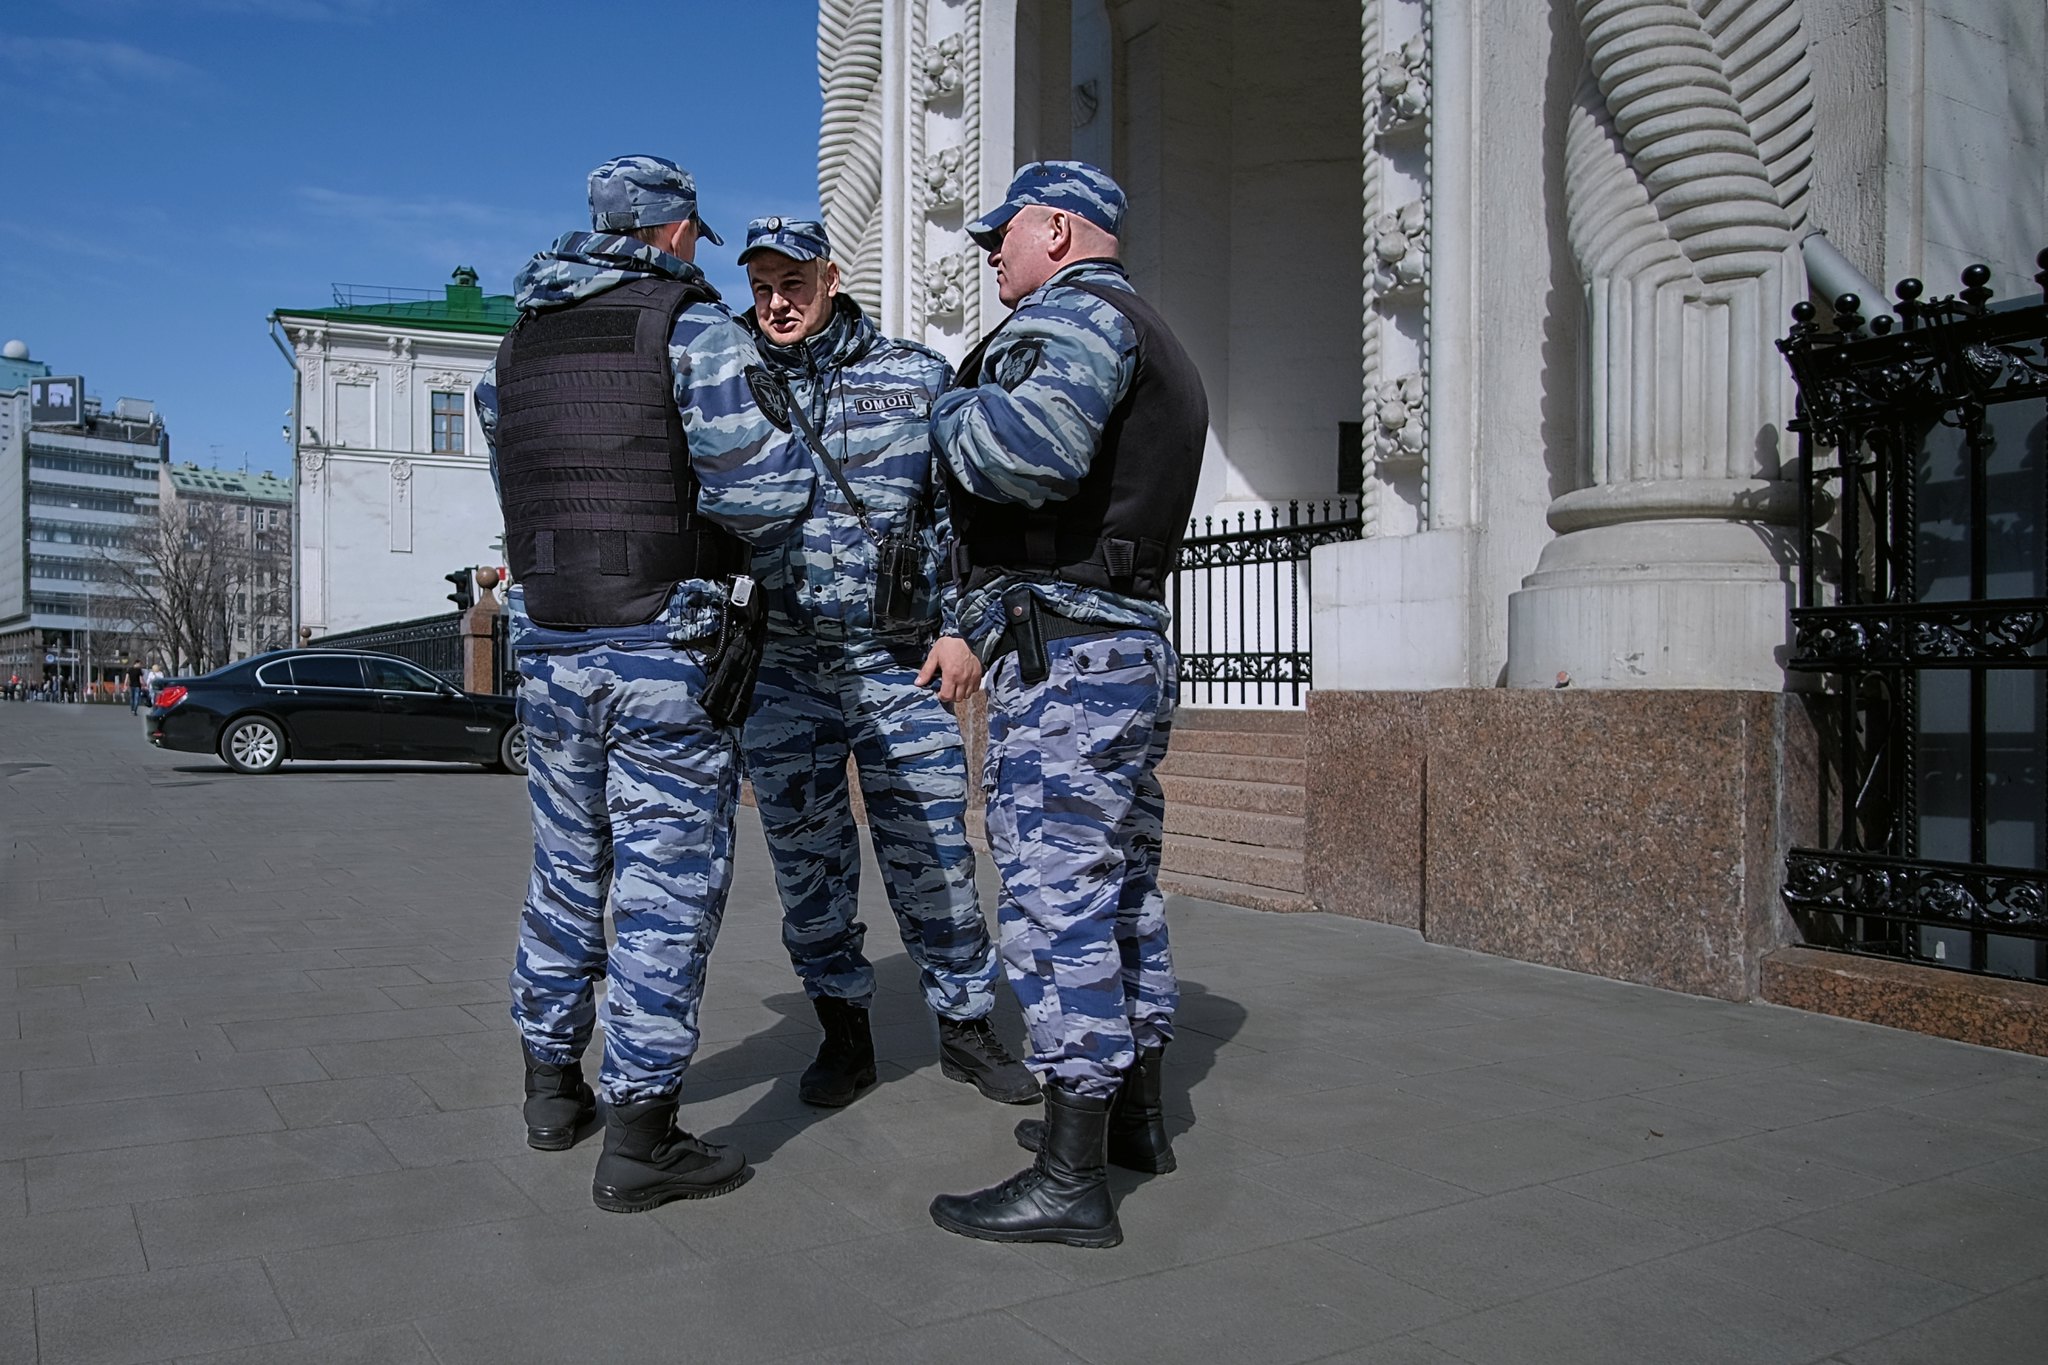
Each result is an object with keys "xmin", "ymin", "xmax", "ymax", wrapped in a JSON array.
[{"xmin": 1505, "ymin": 0, "xmax": 1816, "ymax": 690}]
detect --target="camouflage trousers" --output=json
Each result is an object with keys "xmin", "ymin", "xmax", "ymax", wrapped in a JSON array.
[
  {"xmin": 508, "ymin": 642, "xmax": 738, "ymax": 1105},
  {"xmin": 742, "ymin": 633, "xmax": 999, "ymax": 1020},
  {"xmin": 983, "ymin": 629, "xmax": 1178, "ymax": 1098}
]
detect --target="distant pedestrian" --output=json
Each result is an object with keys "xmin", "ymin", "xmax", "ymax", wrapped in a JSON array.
[{"xmin": 127, "ymin": 664, "xmax": 145, "ymax": 714}]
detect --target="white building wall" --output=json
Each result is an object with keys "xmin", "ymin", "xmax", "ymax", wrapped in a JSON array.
[{"xmin": 285, "ymin": 322, "xmax": 503, "ymax": 636}]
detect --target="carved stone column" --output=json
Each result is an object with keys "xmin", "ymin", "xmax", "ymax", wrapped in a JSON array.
[{"xmin": 1506, "ymin": 0, "xmax": 1816, "ymax": 690}]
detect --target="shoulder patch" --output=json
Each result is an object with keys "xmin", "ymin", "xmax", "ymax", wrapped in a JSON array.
[
  {"xmin": 991, "ymin": 339, "xmax": 1045, "ymax": 391},
  {"xmin": 852, "ymin": 391, "xmax": 921, "ymax": 416},
  {"xmin": 745, "ymin": 365, "xmax": 792, "ymax": 432}
]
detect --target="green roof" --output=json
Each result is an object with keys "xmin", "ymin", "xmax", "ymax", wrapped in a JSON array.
[
  {"xmin": 274, "ymin": 274, "xmax": 515, "ymax": 336},
  {"xmin": 170, "ymin": 464, "xmax": 294, "ymax": 504}
]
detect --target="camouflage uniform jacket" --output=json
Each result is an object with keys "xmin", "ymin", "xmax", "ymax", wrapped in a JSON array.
[
  {"xmin": 928, "ymin": 259, "xmax": 1166, "ymax": 660},
  {"xmin": 475, "ymin": 231, "xmax": 816, "ymax": 651},
  {"xmin": 741, "ymin": 295, "xmax": 960, "ymax": 671}
]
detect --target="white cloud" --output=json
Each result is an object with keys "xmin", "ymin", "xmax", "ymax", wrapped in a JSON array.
[{"xmin": 0, "ymin": 35, "xmax": 206, "ymax": 93}]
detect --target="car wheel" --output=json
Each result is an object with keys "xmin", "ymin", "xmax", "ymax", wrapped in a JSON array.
[
  {"xmin": 495, "ymin": 723, "xmax": 528, "ymax": 776},
  {"xmin": 221, "ymin": 716, "xmax": 285, "ymax": 774}
]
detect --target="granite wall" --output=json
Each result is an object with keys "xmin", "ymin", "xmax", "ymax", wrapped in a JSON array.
[{"xmin": 1305, "ymin": 689, "xmax": 1820, "ymax": 1001}]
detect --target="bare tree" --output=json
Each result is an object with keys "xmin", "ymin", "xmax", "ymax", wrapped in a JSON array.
[{"xmin": 100, "ymin": 496, "xmax": 288, "ymax": 675}]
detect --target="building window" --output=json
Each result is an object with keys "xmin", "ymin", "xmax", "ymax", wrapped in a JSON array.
[{"xmin": 431, "ymin": 391, "xmax": 465, "ymax": 454}]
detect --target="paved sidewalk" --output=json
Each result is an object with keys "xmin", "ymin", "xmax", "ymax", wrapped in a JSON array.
[{"xmin": 3, "ymin": 702, "xmax": 2046, "ymax": 1364}]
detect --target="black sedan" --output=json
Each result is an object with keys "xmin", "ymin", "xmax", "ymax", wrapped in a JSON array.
[{"xmin": 147, "ymin": 649, "xmax": 526, "ymax": 776}]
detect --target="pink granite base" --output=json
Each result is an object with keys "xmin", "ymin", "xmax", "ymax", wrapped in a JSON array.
[
  {"xmin": 1763, "ymin": 946, "xmax": 2048, "ymax": 1056},
  {"xmin": 1303, "ymin": 689, "xmax": 1818, "ymax": 1001}
]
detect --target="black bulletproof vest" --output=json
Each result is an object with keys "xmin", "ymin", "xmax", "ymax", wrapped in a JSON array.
[
  {"xmin": 493, "ymin": 276, "xmax": 746, "ymax": 629},
  {"xmin": 949, "ymin": 278, "xmax": 1208, "ymax": 603}
]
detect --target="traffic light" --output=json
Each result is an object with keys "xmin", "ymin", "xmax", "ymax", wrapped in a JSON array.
[{"xmin": 445, "ymin": 567, "xmax": 476, "ymax": 612}]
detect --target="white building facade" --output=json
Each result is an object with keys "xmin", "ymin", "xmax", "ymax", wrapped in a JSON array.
[{"xmin": 271, "ymin": 271, "xmax": 510, "ymax": 638}]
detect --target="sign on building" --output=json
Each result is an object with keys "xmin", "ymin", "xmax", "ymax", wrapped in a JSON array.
[{"xmin": 30, "ymin": 376, "xmax": 83, "ymax": 427}]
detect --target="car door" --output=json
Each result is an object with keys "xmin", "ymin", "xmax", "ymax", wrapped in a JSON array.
[
  {"xmin": 282, "ymin": 654, "xmax": 375, "ymax": 757},
  {"xmin": 363, "ymin": 657, "xmax": 487, "ymax": 760}
]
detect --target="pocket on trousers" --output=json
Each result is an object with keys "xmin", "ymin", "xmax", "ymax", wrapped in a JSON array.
[{"xmin": 1065, "ymin": 636, "xmax": 1164, "ymax": 770}]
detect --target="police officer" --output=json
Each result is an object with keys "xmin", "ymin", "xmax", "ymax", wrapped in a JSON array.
[
  {"xmin": 925, "ymin": 163, "xmax": 1206, "ymax": 1248},
  {"xmin": 475, "ymin": 155, "xmax": 816, "ymax": 1213},
  {"xmin": 735, "ymin": 217, "xmax": 1038, "ymax": 1110}
]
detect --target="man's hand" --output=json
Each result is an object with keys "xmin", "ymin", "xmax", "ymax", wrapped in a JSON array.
[{"xmin": 916, "ymin": 635, "xmax": 984, "ymax": 704}]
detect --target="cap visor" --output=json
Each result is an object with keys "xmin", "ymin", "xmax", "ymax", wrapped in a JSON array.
[
  {"xmin": 736, "ymin": 243, "xmax": 821, "ymax": 266},
  {"xmin": 966, "ymin": 203, "xmax": 1020, "ymax": 252},
  {"xmin": 697, "ymin": 218, "xmax": 724, "ymax": 247}
]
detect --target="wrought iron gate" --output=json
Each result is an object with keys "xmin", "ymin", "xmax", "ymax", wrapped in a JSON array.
[
  {"xmin": 1779, "ymin": 254, "xmax": 2048, "ymax": 982},
  {"xmin": 1168, "ymin": 498, "xmax": 1362, "ymax": 708}
]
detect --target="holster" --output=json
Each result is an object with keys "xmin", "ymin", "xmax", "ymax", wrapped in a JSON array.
[
  {"xmin": 699, "ymin": 577, "xmax": 769, "ymax": 729},
  {"xmin": 1001, "ymin": 586, "xmax": 1050, "ymax": 685}
]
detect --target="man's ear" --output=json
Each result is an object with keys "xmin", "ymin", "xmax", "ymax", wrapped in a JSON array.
[
  {"xmin": 1045, "ymin": 210, "xmax": 1073, "ymax": 260},
  {"xmin": 822, "ymin": 260, "xmax": 842, "ymax": 297}
]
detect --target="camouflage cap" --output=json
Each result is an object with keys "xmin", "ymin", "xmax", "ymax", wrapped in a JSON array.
[
  {"xmin": 587, "ymin": 154, "xmax": 724, "ymax": 243},
  {"xmin": 737, "ymin": 217, "xmax": 832, "ymax": 266},
  {"xmin": 966, "ymin": 160, "xmax": 1126, "ymax": 251}
]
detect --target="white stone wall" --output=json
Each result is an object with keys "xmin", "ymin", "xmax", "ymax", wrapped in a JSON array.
[{"xmin": 285, "ymin": 321, "xmax": 503, "ymax": 636}]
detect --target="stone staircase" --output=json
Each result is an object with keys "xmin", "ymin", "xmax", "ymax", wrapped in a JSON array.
[{"xmin": 1158, "ymin": 707, "xmax": 1310, "ymax": 913}]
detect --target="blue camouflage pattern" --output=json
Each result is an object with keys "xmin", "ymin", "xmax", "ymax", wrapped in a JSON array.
[
  {"xmin": 587, "ymin": 153, "xmax": 723, "ymax": 241},
  {"xmin": 738, "ymin": 292, "xmax": 997, "ymax": 1020},
  {"xmin": 479, "ymin": 224, "xmax": 811, "ymax": 1106},
  {"xmin": 744, "ymin": 635, "xmax": 996, "ymax": 1019},
  {"xmin": 967, "ymin": 160, "xmax": 1128, "ymax": 249},
  {"xmin": 511, "ymin": 642, "xmax": 737, "ymax": 1104},
  {"xmin": 981, "ymin": 631, "xmax": 1178, "ymax": 1097},
  {"xmin": 738, "ymin": 216, "xmax": 831, "ymax": 265},
  {"xmin": 930, "ymin": 259, "xmax": 1164, "ymax": 658}
]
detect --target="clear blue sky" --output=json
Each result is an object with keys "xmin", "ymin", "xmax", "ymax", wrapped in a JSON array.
[{"xmin": 0, "ymin": 0, "xmax": 823, "ymax": 477}]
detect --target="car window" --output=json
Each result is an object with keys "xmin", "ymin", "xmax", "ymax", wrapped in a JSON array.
[
  {"xmin": 255, "ymin": 661, "xmax": 291, "ymax": 687},
  {"xmin": 290, "ymin": 655, "xmax": 366, "ymax": 689},
  {"xmin": 366, "ymin": 658, "xmax": 443, "ymax": 693}
]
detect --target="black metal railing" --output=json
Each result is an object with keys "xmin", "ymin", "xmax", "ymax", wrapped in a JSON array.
[
  {"xmin": 317, "ymin": 611, "xmax": 467, "ymax": 687},
  {"xmin": 1778, "ymin": 251, "xmax": 2048, "ymax": 982},
  {"xmin": 1167, "ymin": 497, "xmax": 1363, "ymax": 708}
]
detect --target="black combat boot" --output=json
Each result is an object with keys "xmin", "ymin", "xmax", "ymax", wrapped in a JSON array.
[
  {"xmin": 522, "ymin": 1045, "xmax": 598, "ymax": 1151},
  {"xmin": 591, "ymin": 1096, "xmax": 748, "ymax": 1213},
  {"xmin": 929, "ymin": 1085, "xmax": 1121, "ymax": 1248},
  {"xmin": 1014, "ymin": 1045, "xmax": 1177, "ymax": 1173},
  {"xmin": 799, "ymin": 995, "xmax": 877, "ymax": 1107},
  {"xmin": 937, "ymin": 1014, "xmax": 1041, "ymax": 1104}
]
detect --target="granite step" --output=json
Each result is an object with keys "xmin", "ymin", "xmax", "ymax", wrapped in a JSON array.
[
  {"xmin": 1168, "ymin": 727, "xmax": 1306, "ymax": 759},
  {"xmin": 1164, "ymin": 804, "xmax": 1304, "ymax": 850},
  {"xmin": 1160, "ymin": 774, "xmax": 1306, "ymax": 818},
  {"xmin": 1160, "ymin": 870, "xmax": 1312, "ymax": 914},
  {"xmin": 1156, "ymin": 749, "xmax": 1306, "ymax": 785},
  {"xmin": 1175, "ymin": 707, "xmax": 1308, "ymax": 735},
  {"xmin": 1161, "ymin": 833, "xmax": 1305, "ymax": 894}
]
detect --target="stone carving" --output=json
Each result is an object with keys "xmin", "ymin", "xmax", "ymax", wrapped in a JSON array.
[
  {"xmin": 922, "ymin": 249, "xmax": 974, "ymax": 319},
  {"xmin": 1376, "ymin": 33, "xmax": 1429, "ymax": 130},
  {"xmin": 1366, "ymin": 199, "xmax": 1429, "ymax": 300},
  {"xmin": 389, "ymin": 459, "xmax": 413, "ymax": 552},
  {"xmin": 1562, "ymin": 0, "xmax": 1815, "ymax": 490},
  {"xmin": 301, "ymin": 448, "xmax": 324, "ymax": 491},
  {"xmin": 818, "ymin": 0, "xmax": 887, "ymax": 309},
  {"xmin": 921, "ymin": 145, "xmax": 965, "ymax": 210},
  {"xmin": 1371, "ymin": 372, "xmax": 1428, "ymax": 466},
  {"xmin": 424, "ymin": 371, "xmax": 467, "ymax": 392},
  {"xmin": 332, "ymin": 362, "xmax": 375, "ymax": 384},
  {"xmin": 921, "ymin": 33, "xmax": 964, "ymax": 101},
  {"xmin": 389, "ymin": 458, "xmax": 413, "ymax": 483}
]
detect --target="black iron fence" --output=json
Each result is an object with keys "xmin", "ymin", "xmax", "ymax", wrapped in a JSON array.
[
  {"xmin": 1167, "ymin": 497, "xmax": 1363, "ymax": 708},
  {"xmin": 1778, "ymin": 252, "xmax": 2048, "ymax": 982},
  {"xmin": 316, "ymin": 611, "xmax": 469, "ymax": 688}
]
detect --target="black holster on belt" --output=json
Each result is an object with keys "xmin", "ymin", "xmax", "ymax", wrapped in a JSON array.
[
  {"xmin": 1001, "ymin": 586, "xmax": 1051, "ymax": 685},
  {"xmin": 699, "ymin": 576, "xmax": 768, "ymax": 729}
]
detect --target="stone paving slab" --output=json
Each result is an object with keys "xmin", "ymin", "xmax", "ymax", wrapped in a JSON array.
[{"xmin": 4, "ymin": 702, "xmax": 2048, "ymax": 1363}]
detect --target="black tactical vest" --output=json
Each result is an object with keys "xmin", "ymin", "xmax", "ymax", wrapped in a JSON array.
[
  {"xmin": 948, "ymin": 278, "xmax": 1208, "ymax": 603},
  {"xmin": 493, "ymin": 276, "xmax": 746, "ymax": 629}
]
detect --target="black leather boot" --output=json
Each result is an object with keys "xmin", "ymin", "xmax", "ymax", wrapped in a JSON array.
[
  {"xmin": 938, "ymin": 1014, "xmax": 1042, "ymax": 1104},
  {"xmin": 1014, "ymin": 1045, "xmax": 1176, "ymax": 1173},
  {"xmin": 930, "ymin": 1085, "xmax": 1121, "ymax": 1248},
  {"xmin": 799, "ymin": 995, "xmax": 877, "ymax": 1107},
  {"xmin": 522, "ymin": 1046, "xmax": 598, "ymax": 1151},
  {"xmin": 591, "ymin": 1096, "xmax": 748, "ymax": 1213}
]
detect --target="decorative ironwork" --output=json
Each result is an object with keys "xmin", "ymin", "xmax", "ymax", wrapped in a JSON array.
[
  {"xmin": 317, "ymin": 611, "xmax": 466, "ymax": 688},
  {"xmin": 1779, "ymin": 250, "xmax": 2048, "ymax": 981},
  {"xmin": 1168, "ymin": 498, "xmax": 1363, "ymax": 708}
]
